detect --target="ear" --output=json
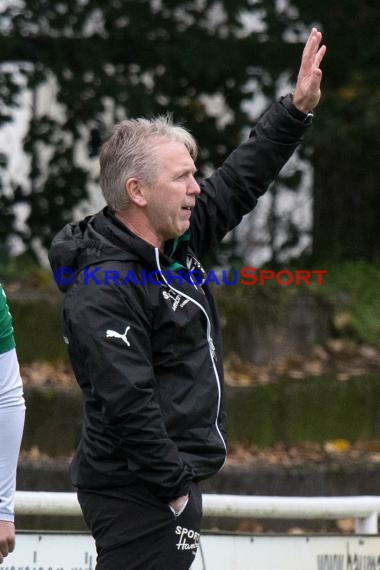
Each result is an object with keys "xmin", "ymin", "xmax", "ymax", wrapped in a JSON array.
[{"xmin": 125, "ymin": 178, "xmax": 147, "ymax": 207}]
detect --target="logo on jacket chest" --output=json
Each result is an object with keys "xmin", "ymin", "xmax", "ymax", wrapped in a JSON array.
[
  {"xmin": 159, "ymin": 254, "xmax": 205, "ymax": 312},
  {"xmin": 186, "ymin": 254, "xmax": 207, "ymax": 278},
  {"xmin": 162, "ymin": 289, "xmax": 189, "ymax": 312},
  {"xmin": 106, "ymin": 325, "xmax": 131, "ymax": 346}
]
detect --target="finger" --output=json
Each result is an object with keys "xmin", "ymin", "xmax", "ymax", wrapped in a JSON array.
[
  {"xmin": 313, "ymin": 68, "xmax": 323, "ymax": 85},
  {"xmin": 8, "ymin": 535, "xmax": 15, "ymax": 553},
  {"xmin": 304, "ymin": 27, "xmax": 319, "ymax": 50},
  {"xmin": 0, "ymin": 543, "xmax": 9, "ymax": 558},
  {"xmin": 304, "ymin": 28, "xmax": 321, "ymax": 53},
  {"xmin": 308, "ymin": 69, "xmax": 323, "ymax": 94},
  {"xmin": 302, "ymin": 29, "xmax": 322, "ymax": 62},
  {"xmin": 314, "ymin": 45, "xmax": 327, "ymax": 68},
  {"xmin": 301, "ymin": 34, "xmax": 322, "ymax": 72}
]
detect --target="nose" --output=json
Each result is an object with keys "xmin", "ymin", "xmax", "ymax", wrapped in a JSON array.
[{"xmin": 188, "ymin": 176, "xmax": 201, "ymax": 196}]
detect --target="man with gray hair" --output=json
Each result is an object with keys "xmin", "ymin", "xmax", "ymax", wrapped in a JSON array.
[{"xmin": 49, "ymin": 28, "xmax": 325, "ymax": 570}]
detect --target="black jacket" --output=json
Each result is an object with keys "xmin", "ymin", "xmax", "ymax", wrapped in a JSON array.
[{"xmin": 49, "ymin": 98, "xmax": 310, "ymax": 502}]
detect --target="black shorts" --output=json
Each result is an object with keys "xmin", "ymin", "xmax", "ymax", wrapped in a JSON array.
[{"xmin": 77, "ymin": 481, "xmax": 203, "ymax": 570}]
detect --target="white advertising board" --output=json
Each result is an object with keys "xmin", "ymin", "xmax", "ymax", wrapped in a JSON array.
[{"xmin": 1, "ymin": 532, "xmax": 380, "ymax": 570}]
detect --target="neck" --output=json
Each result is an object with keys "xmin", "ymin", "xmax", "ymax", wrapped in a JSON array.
[{"xmin": 115, "ymin": 210, "xmax": 164, "ymax": 251}]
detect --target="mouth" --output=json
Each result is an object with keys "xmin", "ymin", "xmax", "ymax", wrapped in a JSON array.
[{"xmin": 182, "ymin": 206, "xmax": 194, "ymax": 211}]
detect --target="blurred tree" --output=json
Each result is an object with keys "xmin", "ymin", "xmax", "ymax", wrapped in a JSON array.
[
  {"xmin": 3, "ymin": 1, "xmax": 376, "ymax": 264},
  {"xmin": 310, "ymin": 1, "xmax": 380, "ymax": 261},
  {"xmin": 267, "ymin": 0, "xmax": 380, "ymax": 261},
  {"xmin": 0, "ymin": 0, "xmax": 268, "ymax": 259},
  {"xmin": 0, "ymin": 61, "xmax": 29, "ymax": 255}
]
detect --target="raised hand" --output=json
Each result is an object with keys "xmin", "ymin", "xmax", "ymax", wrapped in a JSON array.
[{"xmin": 293, "ymin": 28, "xmax": 327, "ymax": 113}]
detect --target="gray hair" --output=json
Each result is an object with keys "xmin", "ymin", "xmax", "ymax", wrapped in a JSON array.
[{"xmin": 99, "ymin": 115, "xmax": 198, "ymax": 212}]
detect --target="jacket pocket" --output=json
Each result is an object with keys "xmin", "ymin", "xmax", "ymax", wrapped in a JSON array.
[{"xmin": 168, "ymin": 493, "xmax": 190, "ymax": 519}]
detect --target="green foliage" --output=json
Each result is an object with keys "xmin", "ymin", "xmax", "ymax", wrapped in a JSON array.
[
  {"xmin": 312, "ymin": 260, "xmax": 380, "ymax": 345},
  {"xmin": 0, "ymin": 0, "xmax": 272, "ymax": 257},
  {"xmin": 1, "ymin": 1, "xmax": 378, "ymax": 263},
  {"xmin": 0, "ymin": 252, "xmax": 53, "ymax": 288},
  {"xmin": 9, "ymin": 297, "xmax": 67, "ymax": 363},
  {"xmin": 214, "ymin": 258, "xmax": 380, "ymax": 347}
]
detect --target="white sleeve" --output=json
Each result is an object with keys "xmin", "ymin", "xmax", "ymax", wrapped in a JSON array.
[{"xmin": 0, "ymin": 348, "xmax": 25, "ymax": 522}]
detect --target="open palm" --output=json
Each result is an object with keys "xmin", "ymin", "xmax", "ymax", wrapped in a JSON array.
[{"xmin": 293, "ymin": 28, "xmax": 327, "ymax": 113}]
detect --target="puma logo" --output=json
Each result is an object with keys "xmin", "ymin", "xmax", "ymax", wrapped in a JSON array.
[{"xmin": 106, "ymin": 326, "xmax": 131, "ymax": 347}]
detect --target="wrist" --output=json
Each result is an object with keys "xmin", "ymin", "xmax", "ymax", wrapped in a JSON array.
[
  {"xmin": 281, "ymin": 93, "xmax": 314, "ymax": 124},
  {"xmin": 292, "ymin": 94, "xmax": 313, "ymax": 115}
]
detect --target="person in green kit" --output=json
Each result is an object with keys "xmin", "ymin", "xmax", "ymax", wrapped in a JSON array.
[{"xmin": 0, "ymin": 284, "xmax": 25, "ymax": 565}]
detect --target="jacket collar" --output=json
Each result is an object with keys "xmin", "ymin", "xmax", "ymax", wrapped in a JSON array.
[{"xmin": 95, "ymin": 207, "xmax": 190, "ymax": 271}]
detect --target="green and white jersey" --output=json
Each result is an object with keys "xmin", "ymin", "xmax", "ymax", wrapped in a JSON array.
[
  {"xmin": 0, "ymin": 283, "xmax": 24, "ymax": 522},
  {"xmin": 0, "ymin": 283, "xmax": 16, "ymax": 354}
]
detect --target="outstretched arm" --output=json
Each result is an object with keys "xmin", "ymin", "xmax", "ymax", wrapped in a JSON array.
[
  {"xmin": 190, "ymin": 28, "xmax": 327, "ymax": 258},
  {"xmin": 293, "ymin": 28, "xmax": 327, "ymax": 113}
]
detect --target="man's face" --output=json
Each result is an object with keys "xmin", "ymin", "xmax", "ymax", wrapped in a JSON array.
[{"xmin": 143, "ymin": 139, "xmax": 201, "ymax": 244}]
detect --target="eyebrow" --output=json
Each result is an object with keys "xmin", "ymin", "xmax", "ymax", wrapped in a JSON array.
[{"xmin": 174, "ymin": 166, "xmax": 198, "ymax": 177}]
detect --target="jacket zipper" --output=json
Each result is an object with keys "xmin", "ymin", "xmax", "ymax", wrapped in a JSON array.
[{"xmin": 155, "ymin": 249, "xmax": 227, "ymax": 465}]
